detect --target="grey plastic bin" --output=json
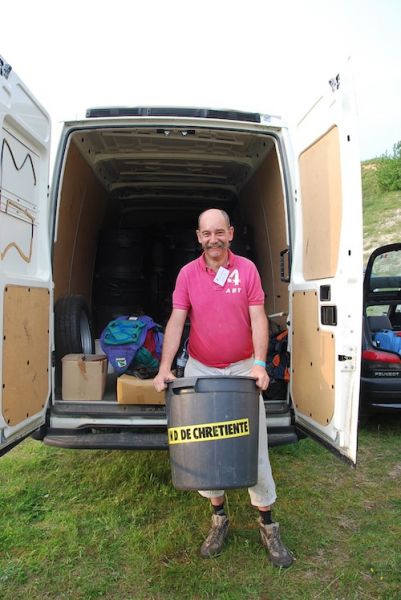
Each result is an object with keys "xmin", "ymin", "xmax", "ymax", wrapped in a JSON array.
[{"xmin": 166, "ymin": 376, "xmax": 260, "ymax": 490}]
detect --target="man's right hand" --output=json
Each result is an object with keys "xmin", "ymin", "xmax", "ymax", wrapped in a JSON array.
[
  {"xmin": 153, "ymin": 369, "xmax": 176, "ymax": 392},
  {"xmin": 153, "ymin": 308, "xmax": 187, "ymax": 392}
]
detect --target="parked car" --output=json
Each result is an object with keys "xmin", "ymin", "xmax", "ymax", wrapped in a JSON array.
[{"xmin": 360, "ymin": 243, "xmax": 401, "ymax": 416}]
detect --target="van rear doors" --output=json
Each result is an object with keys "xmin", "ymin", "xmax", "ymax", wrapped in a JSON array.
[
  {"xmin": 291, "ymin": 64, "xmax": 363, "ymax": 464},
  {"xmin": 0, "ymin": 57, "xmax": 52, "ymax": 455}
]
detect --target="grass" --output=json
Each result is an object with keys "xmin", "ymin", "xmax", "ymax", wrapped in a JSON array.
[
  {"xmin": 362, "ymin": 163, "xmax": 401, "ymax": 265},
  {"xmin": 1, "ymin": 416, "xmax": 401, "ymax": 600}
]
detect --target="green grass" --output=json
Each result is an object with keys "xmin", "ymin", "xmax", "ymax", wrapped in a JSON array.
[
  {"xmin": 362, "ymin": 163, "xmax": 401, "ymax": 264},
  {"xmin": 1, "ymin": 418, "xmax": 401, "ymax": 600}
]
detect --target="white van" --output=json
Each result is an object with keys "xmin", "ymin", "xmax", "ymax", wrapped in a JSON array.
[{"xmin": 0, "ymin": 55, "xmax": 363, "ymax": 464}]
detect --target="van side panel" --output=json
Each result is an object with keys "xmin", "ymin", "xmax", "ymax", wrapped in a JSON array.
[
  {"xmin": 53, "ymin": 141, "xmax": 108, "ymax": 305},
  {"xmin": 239, "ymin": 147, "xmax": 288, "ymax": 322},
  {"xmin": 2, "ymin": 285, "xmax": 50, "ymax": 425}
]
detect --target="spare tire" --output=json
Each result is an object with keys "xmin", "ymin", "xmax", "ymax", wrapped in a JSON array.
[{"xmin": 55, "ymin": 295, "xmax": 95, "ymax": 364}]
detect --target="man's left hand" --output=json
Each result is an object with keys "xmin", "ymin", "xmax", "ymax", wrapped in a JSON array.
[{"xmin": 249, "ymin": 365, "xmax": 270, "ymax": 390}]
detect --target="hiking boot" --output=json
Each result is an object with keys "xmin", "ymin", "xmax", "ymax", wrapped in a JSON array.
[
  {"xmin": 258, "ymin": 520, "xmax": 294, "ymax": 568},
  {"xmin": 200, "ymin": 514, "xmax": 229, "ymax": 558}
]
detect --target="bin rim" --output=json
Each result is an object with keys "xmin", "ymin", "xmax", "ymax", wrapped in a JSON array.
[{"xmin": 167, "ymin": 375, "xmax": 258, "ymax": 390}]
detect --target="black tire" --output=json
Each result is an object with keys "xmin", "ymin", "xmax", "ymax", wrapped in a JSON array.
[{"xmin": 55, "ymin": 295, "xmax": 95, "ymax": 365}]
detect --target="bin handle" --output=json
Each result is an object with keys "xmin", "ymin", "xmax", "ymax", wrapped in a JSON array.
[
  {"xmin": 169, "ymin": 376, "xmax": 200, "ymax": 394},
  {"xmin": 171, "ymin": 386, "xmax": 195, "ymax": 395}
]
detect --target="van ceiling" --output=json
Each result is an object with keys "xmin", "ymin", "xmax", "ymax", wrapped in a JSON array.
[{"xmin": 72, "ymin": 127, "xmax": 274, "ymax": 212}]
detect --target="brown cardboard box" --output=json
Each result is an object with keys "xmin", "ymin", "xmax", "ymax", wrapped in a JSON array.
[
  {"xmin": 117, "ymin": 374, "xmax": 165, "ymax": 405},
  {"xmin": 62, "ymin": 354, "xmax": 107, "ymax": 400}
]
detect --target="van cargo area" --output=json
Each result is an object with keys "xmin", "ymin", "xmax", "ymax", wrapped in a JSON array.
[
  {"xmin": 47, "ymin": 118, "xmax": 297, "ymax": 448},
  {"xmin": 53, "ymin": 124, "xmax": 289, "ymax": 327}
]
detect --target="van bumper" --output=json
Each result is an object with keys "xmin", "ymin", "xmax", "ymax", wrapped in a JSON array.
[{"xmin": 42, "ymin": 425, "xmax": 301, "ymax": 450}]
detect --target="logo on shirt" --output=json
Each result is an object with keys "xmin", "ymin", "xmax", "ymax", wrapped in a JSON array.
[{"xmin": 226, "ymin": 269, "xmax": 241, "ymax": 293}]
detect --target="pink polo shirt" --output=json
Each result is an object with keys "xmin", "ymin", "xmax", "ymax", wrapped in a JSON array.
[{"xmin": 172, "ymin": 250, "xmax": 265, "ymax": 367}]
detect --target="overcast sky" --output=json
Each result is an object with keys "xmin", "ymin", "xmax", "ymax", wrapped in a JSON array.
[{"xmin": 2, "ymin": 0, "xmax": 400, "ymax": 161}]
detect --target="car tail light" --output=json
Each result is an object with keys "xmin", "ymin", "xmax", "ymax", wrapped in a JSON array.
[{"xmin": 362, "ymin": 349, "xmax": 401, "ymax": 364}]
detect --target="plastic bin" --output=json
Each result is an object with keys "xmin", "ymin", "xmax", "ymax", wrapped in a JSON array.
[{"xmin": 166, "ymin": 376, "xmax": 259, "ymax": 490}]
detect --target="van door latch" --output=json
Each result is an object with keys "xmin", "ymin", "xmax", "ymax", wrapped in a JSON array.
[
  {"xmin": 280, "ymin": 248, "xmax": 291, "ymax": 283},
  {"xmin": 0, "ymin": 57, "xmax": 12, "ymax": 79},
  {"xmin": 321, "ymin": 305, "xmax": 337, "ymax": 326},
  {"xmin": 338, "ymin": 351, "xmax": 356, "ymax": 372}
]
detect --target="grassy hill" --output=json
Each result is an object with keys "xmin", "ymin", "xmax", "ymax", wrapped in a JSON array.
[{"xmin": 362, "ymin": 161, "xmax": 401, "ymax": 265}]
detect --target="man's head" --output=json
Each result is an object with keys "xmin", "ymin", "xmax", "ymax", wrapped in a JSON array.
[
  {"xmin": 197, "ymin": 209, "xmax": 231, "ymax": 230},
  {"xmin": 196, "ymin": 208, "xmax": 234, "ymax": 264}
]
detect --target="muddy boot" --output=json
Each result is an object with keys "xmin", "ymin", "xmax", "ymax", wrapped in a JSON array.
[
  {"xmin": 258, "ymin": 519, "xmax": 294, "ymax": 568},
  {"xmin": 200, "ymin": 514, "xmax": 229, "ymax": 558}
]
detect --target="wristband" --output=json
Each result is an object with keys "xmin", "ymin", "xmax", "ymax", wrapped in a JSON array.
[{"xmin": 253, "ymin": 359, "xmax": 266, "ymax": 367}]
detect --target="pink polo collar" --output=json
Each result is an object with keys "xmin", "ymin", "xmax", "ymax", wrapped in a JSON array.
[{"xmin": 199, "ymin": 249, "xmax": 236, "ymax": 272}]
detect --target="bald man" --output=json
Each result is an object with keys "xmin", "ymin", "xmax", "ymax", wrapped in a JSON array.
[{"xmin": 154, "ymin": 208, "xmax": 293, "ymax": 567}]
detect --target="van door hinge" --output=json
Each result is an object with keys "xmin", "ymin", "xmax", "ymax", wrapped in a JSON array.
[
  {"xmin": 329, "ymin": 74, "xmax": 340, "ymax": 92},
  {"xmin": 0, "ymin": 57, "xmax": 12, "ymax": 79}
]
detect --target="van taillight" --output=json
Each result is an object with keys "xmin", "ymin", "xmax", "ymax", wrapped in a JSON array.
[{"xmin": 362, "ymin": 349, "xmax": 401, "ymax": 363}]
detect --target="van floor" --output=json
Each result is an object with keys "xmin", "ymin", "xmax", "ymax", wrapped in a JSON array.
[
  {"xmin": 56, "ymin": 371, "xmax": 288, "ymax": 414},
  {"xmin": 56, "ymin": 371, "xmax": 163, "ymax": 404}
]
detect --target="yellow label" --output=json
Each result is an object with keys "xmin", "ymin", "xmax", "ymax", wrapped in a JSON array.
[{"xmin": 168, "ymin": 418, "xmax": 250, "ymax": 445}]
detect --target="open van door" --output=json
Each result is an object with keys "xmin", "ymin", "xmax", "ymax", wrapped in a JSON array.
[
  {"xmin": 0, "ymin": 56, "xmax": 52, "ymax": 455},
  {"xmin": 290, "ymin": 60, "xmax": 363, "ymax": 464}
]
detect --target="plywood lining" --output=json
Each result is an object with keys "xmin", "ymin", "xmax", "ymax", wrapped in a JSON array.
[
  {"xmin": 291, "ymin": 290, "xmax": 335, "ymax": 425},
  {"xmin": 2, "ymin": 285, "xmax": 50, "ymax": 426},
  {"xmin": 299, "ymin": 126, "xmax": 342, "ymax": 280},
  {"xmin": 240, "ymin": 147, "xmax": 288, "ymax": 325},
  {"xmin": 53, "ymin": 141, "xmax": 108, "ymax": 305}
]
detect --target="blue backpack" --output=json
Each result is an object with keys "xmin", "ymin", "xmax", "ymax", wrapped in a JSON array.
[{"xmin": 100, "ymin": 315, "xmax": 163, "ymax": 374}]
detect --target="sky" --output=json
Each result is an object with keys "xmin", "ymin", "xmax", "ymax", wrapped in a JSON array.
[{"xmin": 2, "ymin": 0, "xmax": 401, "ymax": 161}]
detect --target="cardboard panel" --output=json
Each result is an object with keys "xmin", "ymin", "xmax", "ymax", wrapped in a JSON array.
[
  {"xmin": 291, "ymin": 290, "xmax": 335, "ymax": 425},
  {"xmin": 53, "ymin": 141, "xmax": 108, "ymax": 305},
  {"xmin": 239, "ymin": 148, "xmax": 288, "ymax": 324},
  {"xmin": 2, "ymin": 285, "xmax": 50, "ymax": 426},
  {"xmin": 299, "ymin": 126, "xmax": 342, "ymax": 280},
  {"xmin": 117, "ymin": 374, "xmax": 165, "ymax": 405}
]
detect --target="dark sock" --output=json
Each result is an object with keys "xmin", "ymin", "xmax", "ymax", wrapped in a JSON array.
[
  {"xmin": 259, "ymin": 509, "xmax": 273, "ymax": 525},
  {"xmin": 212, "ymin": 503, "xmax": 226, "ymax": 516}
]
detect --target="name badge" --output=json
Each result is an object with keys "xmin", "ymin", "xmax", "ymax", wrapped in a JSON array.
[{"xmin": 213, "ymin": 266, "xmax": 230, "ymax": 286}]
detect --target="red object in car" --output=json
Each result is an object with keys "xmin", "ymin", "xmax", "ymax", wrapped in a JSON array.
[{"xmin": 362, "ymin": 349, "xmax": 401, "ymax": 364}]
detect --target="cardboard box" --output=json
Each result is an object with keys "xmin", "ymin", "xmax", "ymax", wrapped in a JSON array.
[
  {"xmin": 117, "ymin": 374, "xmax": 165, "ymax": 405},
  {"xmin": 62, "ymin": 354, "xmax": 107, "ymax": 400}
]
